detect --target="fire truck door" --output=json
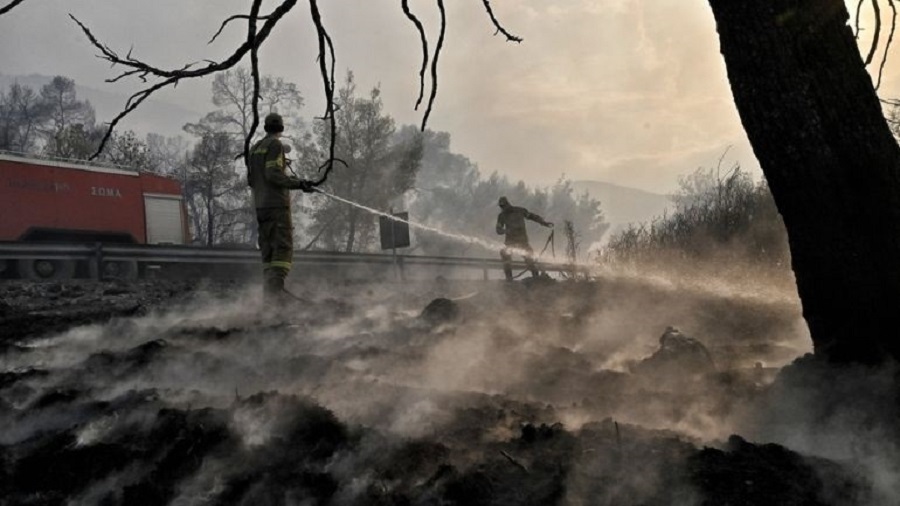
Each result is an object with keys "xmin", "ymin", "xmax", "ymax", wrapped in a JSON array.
[{"xmin": 144, "ymin": 195, "xmax": 185, "ymax": 245}]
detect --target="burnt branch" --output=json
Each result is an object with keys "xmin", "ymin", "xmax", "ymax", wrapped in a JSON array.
[
  {"xmin": 69, "ymin": 0, "xmax": 522, "ymax": 178},
  {"xmin": 866, "ymin": 0, "xmax": 882, "ymax": 64},
  {"xmin": 877, "ymin": 0, "xmax": 897, "ymax": 88},
  {"xmin": 244, "ymin": 1, "xmax": 263, "ymax": 167},
  {"xmin": 209, "ymin": 13, "xmax": 272, "ymax": 44},
  {"xmin": 856, "ymin": 0, "xmax": 866, "ymax": 38},
  {"xmin": 0, "ymin": 0, "xmax": 26, "ymax": 16},
  {"xmin": 421, "ymin": 0, "xmax": 446, "ymax": 131},
  {"xmin": 69, "ymin": 0, "xmax": 298, "ymax": 158},
  {"xmin": 481, "ymin": 0, "xmax": 523, "ymax": 43},
  {"xmin": 309, "ymin": 0, "xmax": 343, "ymax": 186},
  {"xmin": 499, "ymin": 450, "xmax": 530, "ymax": 474},
  {"xmin": 858, "ymin": 0, "xmax": 898, "ymax": 90},
  {"xmin": 401, "ymin": 0, "xmax": 429, "ymax": 110}
]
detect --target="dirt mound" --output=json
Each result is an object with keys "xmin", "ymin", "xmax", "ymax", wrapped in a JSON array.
[
  {"xmin": 633, "ymin": 326, "xmax": 716, "ymax": 379},
  {"xmin": 690, "ymin": 435, "xmax": 871, "ymax": 505}
]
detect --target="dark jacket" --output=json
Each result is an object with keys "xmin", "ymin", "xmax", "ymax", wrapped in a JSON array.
[
  {"xmin": 248, "ymin": 135, "xmax": 305, "ymax": 209},
  {"xmin": 496, "ymin": 205, "xmax": 549, "ymax": 246}
]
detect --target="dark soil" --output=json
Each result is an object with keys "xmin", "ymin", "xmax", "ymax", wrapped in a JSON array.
[
  {"xmin": 0, "ymin": 275, "xmax": 887, "ymax": 505},
  {"xmin": 0, "ymin": 280, "xmax": 205, "ymax": 348}
]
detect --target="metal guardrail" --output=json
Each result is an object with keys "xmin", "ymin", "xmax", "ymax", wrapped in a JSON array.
[{"xmin": 0, "ymin": 241, "xmax": 583, "ymax": 279}]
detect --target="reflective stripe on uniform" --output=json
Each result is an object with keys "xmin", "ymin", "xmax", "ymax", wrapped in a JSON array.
[
  {"xmin": 265, "ymin": 159, "xmax": 283, "ymax": 169},
  {"xmin": 266, "ymin": 260, "xmax": 292, "ymax": 270}
]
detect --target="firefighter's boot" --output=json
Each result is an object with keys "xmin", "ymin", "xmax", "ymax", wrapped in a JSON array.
[
  {"xmin": 265, "ymin": 266, "xmax": 293, "ymax": 307},
  {"xmin": 262, "ymin": 268, "xmax": 284, "ymax": 303},
  {"xmin": 525, "ymin": 255, "xmax": 539, "ymax": 278},
  {"xmin": 500, "ymin": 248, "xmax": 514, "ymax": 281},
  {"xmin": 267, "ymin": 277, "xmax": 285, "ymax": 300}
]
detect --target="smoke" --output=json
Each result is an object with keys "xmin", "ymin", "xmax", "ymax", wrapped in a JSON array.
[
  {"xmin": 745, "ymin": 356, "xmax": 900, "ymax": 504},
  {"xmin": 0, "ymin": 267, "xmax": 882, "ymax": 504},
  {"xmin": 315, "ymin": 187, "xmax": 608, "ymax": 274}
]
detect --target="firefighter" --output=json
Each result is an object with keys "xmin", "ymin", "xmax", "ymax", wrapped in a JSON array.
[
  {"xmin": 495, "ymin": 196, "xmax": 553, "ymax": 281},
  {"xmin": 248, "ymin": 112, "xmax": 314, "ymax": 302}
]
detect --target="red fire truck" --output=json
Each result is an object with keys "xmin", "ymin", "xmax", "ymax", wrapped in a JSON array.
[{"xmin": 0, "ymin": 151, "xmax": 189, "ymax": 279}]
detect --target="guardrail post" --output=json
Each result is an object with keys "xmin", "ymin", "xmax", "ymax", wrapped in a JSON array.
[
  {"xmin": 89, "ymin": 242, "xmax": 103, "ymax": 280},
  {"xmin": 397, "ymin": 256, "xmax": 406, "ymax": 281}
]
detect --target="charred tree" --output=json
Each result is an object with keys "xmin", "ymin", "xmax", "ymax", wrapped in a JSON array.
[{"xmin": 709, "ymin": 0, "xmax": 900, "ymax": 363}]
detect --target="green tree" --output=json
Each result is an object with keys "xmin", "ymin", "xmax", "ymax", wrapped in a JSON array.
[
  {"xmin": 182, "ymin": 132, "xmax": 242, "ymax": 245},
  {"xmin": 145, "ymin": 133, "xmax": 189, "ymax": 175},
  {"xmin": 543, "ymin": 177, "xmax": 608, "ymax": 254},
  {"xmin": 409, "ymin": 130, "xmax": 607, "ymax": 259},
  {"xmin": 38, "ymin": 76, "xmax": 97, "ymax": 159},
  {"xmin": 0, "ymin": 82, "xmax": 48, "ymax": 153},
  {"xmin": 310, "ymin": 72, "xmax": 422, "ymax": 252},
  {"xmin": 98, "ymin": 130, "xmax": 153, "ymax": 170},
  {"xmin": 51, "ymin": 123, "xmax": 105, "ymax": 161},
  {"xmin": 184, "ymin": 67, "xmax": 308, "ymax": 246},
  {"xmin": 185, "ymin": 67, "xmax": 305, "ymax": 142}
]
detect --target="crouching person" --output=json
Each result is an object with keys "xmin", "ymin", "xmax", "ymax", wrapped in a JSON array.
[{"xmin": 495, "ymin": 196, "xmax": 553, "ymax": 281}]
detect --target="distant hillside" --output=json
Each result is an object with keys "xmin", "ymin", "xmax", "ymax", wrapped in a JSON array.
[
  {"xmin": 0, "ymin": 73, "xmax": 199, "ymax": 137},
  {"xmin": 571, "ymin": 180, "xmax": 673, "ymax": 242}
]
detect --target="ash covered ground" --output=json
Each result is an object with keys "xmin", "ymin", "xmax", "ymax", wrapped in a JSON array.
[{"xmin": 1, "ymin": 274, "xmax": 897, "ymax": 505}]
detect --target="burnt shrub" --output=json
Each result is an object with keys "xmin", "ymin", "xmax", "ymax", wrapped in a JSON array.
[{"xmin": 604, "ymin": 164, "xmax": 789, "ymax": 274}]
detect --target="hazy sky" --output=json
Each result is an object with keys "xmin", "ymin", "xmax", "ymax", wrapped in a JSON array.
[{"xmin": 0, "ymin": 0, "xmax": 893, "ymax": 193}]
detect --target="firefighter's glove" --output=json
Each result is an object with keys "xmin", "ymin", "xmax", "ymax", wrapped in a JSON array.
[{"xmin": 296, "ymin": 179, "xmax": 316, "ymax": 193}]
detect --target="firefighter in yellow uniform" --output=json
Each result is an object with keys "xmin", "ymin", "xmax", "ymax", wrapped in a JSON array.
[
  {"xmin": 496, "ymin": 196, "xmax": 553, "ymax": 281},
  {"xmin": 248, "ymin": 113, "xmax": 314, "ymax": 301}
]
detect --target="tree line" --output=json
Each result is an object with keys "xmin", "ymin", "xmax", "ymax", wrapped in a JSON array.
[
  {"xmin": 603, "ymin": 161, "xmax": 790, "ymax": 277},
  {"xmin": 0, "ymin": 70, "xmax": 608, "ymax": 258}
]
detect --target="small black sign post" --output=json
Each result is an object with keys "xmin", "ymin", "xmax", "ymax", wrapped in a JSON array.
[{"xmin": 379, "ymin": 210, "xmax": 410, "ymax": 280}]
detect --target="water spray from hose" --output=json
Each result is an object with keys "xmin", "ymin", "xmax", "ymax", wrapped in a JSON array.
[
  {"xmin": 312, "ymin": 188, "xmax": 588, "ymax": 269},
  {"xmin": 310, "ymin": 190, "xmax": 799, "ymax": 303},
  {"xmin": 313, "ymin": 188, "xmax": 508, "ymax": 252}
]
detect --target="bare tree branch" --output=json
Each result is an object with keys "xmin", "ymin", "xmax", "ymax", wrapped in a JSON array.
[
  {"xmin": 401, "ymin": 0, "xmax": 429, "ymax": 110},
  {"xmin": 877, "ymin": 0, "xmax": 897, "ymax": 88},
  {"xmin": 857, "ymin": 0, "xmax": 898, "ymax": 90},
  {"xmin": 421, "ymin": 0, "xmax": 446, "ymax": 131},
  {"xmin": 0, "ymin": 0, "xmax": 26, "ymax": 16},
  {"xmin": 309, "ymin": 0, "xmax": 344, "ymax": 185},
  {"xmin": 244, "ymin": 0, "xmax": 263, "ymax": 167},
  {"xmin": 856, "ymin": 0, "xmax": 866, "ymax": 38},
  {"xmin": 209, "ymin": 13, "xmax": 272, "ymax": 44},
  {"xmin": 69, "ymin": 0, "xmax": 298, "ymax": 158},
  {"xmin": 301, "ymin": 212, "xmax": 339, "ymax": 250},
  {"xmin": 866, "ymin": 0, "xmax": 882, "ymax": 64},
  {"xmin": 66, "ymin": 0, "xmax": 521, "ymax": 180},
  {"xmin": 481, "ymin": 0, "xmax": 523, "ymax": 43}
]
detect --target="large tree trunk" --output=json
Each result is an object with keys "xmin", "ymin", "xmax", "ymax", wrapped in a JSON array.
[{"xmin": 708, "ymin": 0, "xmax": 900, "ymax": 363}]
